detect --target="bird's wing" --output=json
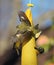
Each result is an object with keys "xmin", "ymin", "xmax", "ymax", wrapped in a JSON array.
[{"xmin": 18, "ymin": 11, "xmax": 31, "ymax": 26}]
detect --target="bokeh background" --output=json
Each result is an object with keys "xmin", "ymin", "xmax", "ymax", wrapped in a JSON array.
[{"xmin": 0, "ymin": 0, "xmax": 54, "ymax": 65}]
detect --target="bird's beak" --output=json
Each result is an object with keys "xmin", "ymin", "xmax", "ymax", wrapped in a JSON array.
[{"xmin": 35, "ymin": 31, "xmax": 42, "ymax": 38}]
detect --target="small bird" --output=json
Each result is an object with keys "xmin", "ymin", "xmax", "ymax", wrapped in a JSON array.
[{"xmin": 13, "ymin": 11, "xmax": 44, "ymax": 55}]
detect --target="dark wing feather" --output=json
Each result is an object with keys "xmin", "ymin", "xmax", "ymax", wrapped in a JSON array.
[
  {"xmin": 16, "ymin": 30, "xmax": 32, "ymax": 44},
  {"xmin": 18, "ymin": 11, "xmax": 31, "ymax": 26}
]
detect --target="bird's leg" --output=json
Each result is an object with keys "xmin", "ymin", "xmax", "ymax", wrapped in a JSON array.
[
  {"xmin": 13, "ymin": 42, "xmax": 21, "ymax": 56},
  {"xmin": 34, "ymin": 47, "xmax": 44, "ymax": 54}
]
